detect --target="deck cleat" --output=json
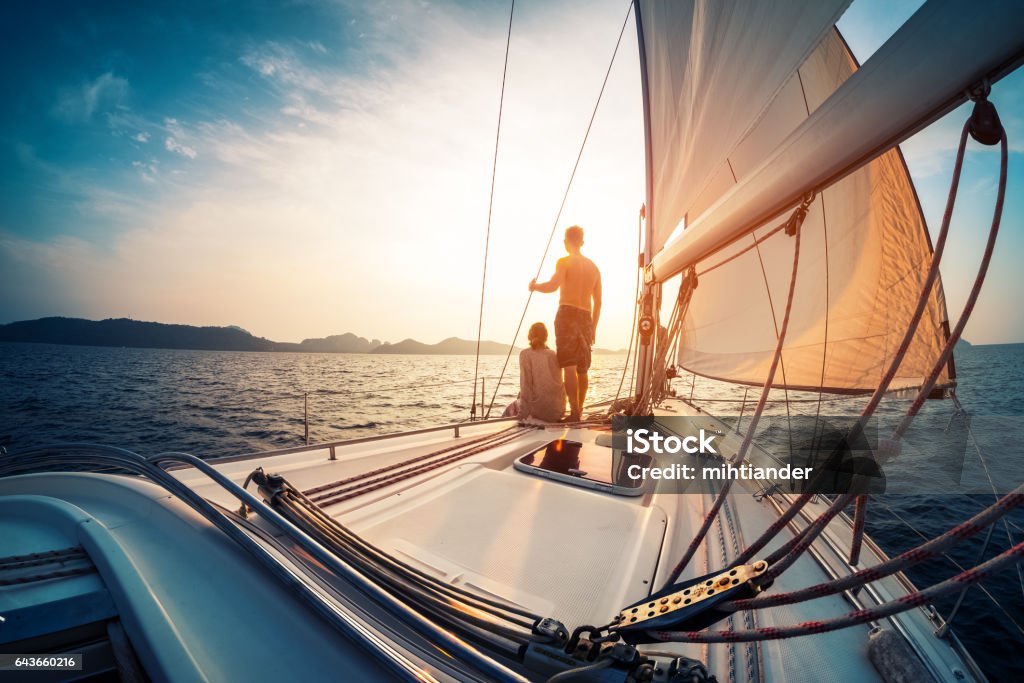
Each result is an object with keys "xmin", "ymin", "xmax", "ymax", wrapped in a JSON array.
[
  {"xmin": 612, "ymin": 561, "xmax": 770, "ymax": 644},
  {"xmin": 531, "ymin": 617, "xmax": 570, "ymax": 646}
]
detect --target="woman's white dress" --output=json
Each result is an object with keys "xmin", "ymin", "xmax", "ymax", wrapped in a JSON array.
[{"xmin": 518, "ymin": 347, "xmax": 565, "ymax": 422}]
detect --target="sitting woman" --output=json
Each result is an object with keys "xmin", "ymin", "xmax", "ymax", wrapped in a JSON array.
[{"xmin": 507, "ymin": 322, "xmax": 565, "ymax": 422}]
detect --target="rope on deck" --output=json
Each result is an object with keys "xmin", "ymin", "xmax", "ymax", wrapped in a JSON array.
[
  {"xmin": 648, "ymin": 539, "xmax": 1024, "ymax": 643},
  {"xmin": 723, "ymin": 485, "xmax": 1024, "ymax": 611},
  {"xmin": 660, "ymin": 200, "xmax": 808, "ymax": 588},
  {"xmin": 304, "ymin": 425, "xmax": 532, "ymax": 507}
]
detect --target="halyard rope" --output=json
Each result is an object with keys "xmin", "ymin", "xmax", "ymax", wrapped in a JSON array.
[
  {"xmin": 892, "ymin": 122, "xmax": 1007, "ymax": 441},
  {"xmin": 658, "ymin": 97, "xmax": 1014, "ymax": 640},
  {"xmin": 736, "ymin": 103, "xmax": 998, "ymax": 571},
  {"xmin": 303, "ymin": 425, "xmax": 530, "ymax": 505},
  {"xmin": 309, "ymin": 428, "xmax": 530, "ymax": 507},
  {"xmin": 301, "ymin": 424, "xmax": 521, "ymax": 496}
]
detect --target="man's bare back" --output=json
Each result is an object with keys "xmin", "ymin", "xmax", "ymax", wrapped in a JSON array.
[{"xmin": 556, "ymin": 253, "xmax": 600, "ymax": 313}]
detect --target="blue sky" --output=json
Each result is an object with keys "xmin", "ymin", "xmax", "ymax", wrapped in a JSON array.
[{"xmin": 1, "ymin": 0, "xmax": 1022, "ymax": 346}]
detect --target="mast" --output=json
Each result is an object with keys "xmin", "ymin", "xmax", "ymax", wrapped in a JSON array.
[{"xmin": 632, "ymin": 0, "xmax": 659, "ymax": 402}]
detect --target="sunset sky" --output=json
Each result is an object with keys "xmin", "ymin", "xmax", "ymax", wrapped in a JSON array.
[{"xmin": 1, "ymin": 0, "xmax": 1022, "ymax": 348}]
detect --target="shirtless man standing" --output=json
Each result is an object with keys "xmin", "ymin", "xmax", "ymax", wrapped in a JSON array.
[{"xmin": 529, "ymin": 225, "xmax": 601, "ymax": 422}]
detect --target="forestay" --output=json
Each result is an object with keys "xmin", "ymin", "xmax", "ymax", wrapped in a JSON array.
[{"xmin": 636, "ymin": 1, "xmax": 952, "ymax": 394}]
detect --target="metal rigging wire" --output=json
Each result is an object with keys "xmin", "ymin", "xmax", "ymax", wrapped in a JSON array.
[
  {"xmin": 472, "ymin": 0, "xmax": 516, "ymax": 421},
  {"xmin": 611, "ymin": 209, "xmax": 644, "ymax": 408}
]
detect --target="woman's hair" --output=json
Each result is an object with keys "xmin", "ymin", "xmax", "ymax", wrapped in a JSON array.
[{"xmin": 528, "ymin": 322, "xmax": 548, "ymax": 350}]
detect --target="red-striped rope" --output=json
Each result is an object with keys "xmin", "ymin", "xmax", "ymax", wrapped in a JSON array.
[
  {"xmin": 893, "ymin": 125, "xmax": 1008, "ymax": 440},
  {"xmin": 726, "ymin": 485, "xmax": 1024, "ymax": 611},
  {"xmin": 650, "ymin": 539, "xmax": 1024, "ymax": 643},
  {"xmin": 850, "ymin": 118, "xmax": 971, "ymax": 438},
  {"xmin": 312, "ymin": 427, "xmax": 532, "ymax": 507},
  {"xmin": 733, "ymin": 493, "xmax": 814, "ymax": 565},
  {"xmin": 662, "ymin": 207, "xmax": 806, "ymax": 587},
  {"xmin": 756, "ymin": 493, "xmax": 856, "ymax": 585},
  {"xmin": 736, "ymin": 115, "xmax": 978, "ymax": 568},
  {"xmin": 848, "ymin": 494, "xmax": 868, "ymax": 565},
  {"xmin": 303, "ymin": 425, "xmax": 522, "ymax": 497}
]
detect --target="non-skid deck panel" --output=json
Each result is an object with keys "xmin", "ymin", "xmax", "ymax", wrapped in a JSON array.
[{"xmin": 346, "ymin": 464, "xmax": 668, "ymax": 628}]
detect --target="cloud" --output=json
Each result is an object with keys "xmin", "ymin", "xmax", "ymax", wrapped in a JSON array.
[
  {"xmin": 132, "ymin": 158, "xmax": 159, "ymax": 183},
  {"xmin": 241, "ymin": 43, "xmax": 328, "ymax": 93},
  {"xmin": 5, "ymin": 1, "xmax": 646, "ymax": 345},
  {"xmin": 163, "ymin": 117, "xmax": 198, "ymax": 158},
  {"xmin": 133, "ymin": 132, "xmax": 150, "ymax": 143},
  {"xmin": 53, "ymin": 72, "xmax": 129, "ymax": 122},
  {"xmin": 165, "ymin": 137, "xmax": 197, "ymax": 158}
]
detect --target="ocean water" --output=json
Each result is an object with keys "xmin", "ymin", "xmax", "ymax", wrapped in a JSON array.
[{"xmin": 1, "ymin": 341, "xmax": 1022, "ymax": 679}]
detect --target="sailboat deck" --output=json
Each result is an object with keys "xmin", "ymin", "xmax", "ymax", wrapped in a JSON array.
[{"xmin": 165, "ymin": 401, "xmax": 982, "ymax": 682}]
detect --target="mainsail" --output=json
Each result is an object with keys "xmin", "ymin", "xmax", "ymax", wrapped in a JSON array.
[{"xmin": 635, "ymin": 0, "xmax": 954, "ymax": 394}]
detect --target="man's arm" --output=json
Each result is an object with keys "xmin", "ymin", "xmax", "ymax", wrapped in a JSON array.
[
  {"xmin": 529, "ymin": 259, "xmax": 565, "ymax": 294},
  {"xmin": 591, "ymin": 270, "xmax": 602, "ymax": 344}
]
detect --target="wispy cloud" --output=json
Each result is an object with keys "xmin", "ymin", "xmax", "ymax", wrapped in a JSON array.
[
  {"xmin": 132, "ymin": 158, "xmax": 160, "ymax": 183},
  {"xmin": 3, "ymin": 0, "xmax": 646, "ymax": 344},
  {"xmin": 133, "ymin": 132, "xmax": 150, "ymax": 143},
  {"xmin": 241, "ymin": 43, "xmax": 328, "ymax": 93},
  {"xmin": 9, "ymin": 0, "xmax": 1019, "ymax": 345},
  {"xmin": 163, "ymin": 117, "xmax": 198, "ymax": 158},
  {"xmin": 53, "ymin": 72, "xmax": 129, "ymax": 123}
]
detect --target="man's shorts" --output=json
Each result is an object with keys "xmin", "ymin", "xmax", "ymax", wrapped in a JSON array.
[{"xmin": 554, "ymin": 305, "xmax": 592, "ymax": 372}]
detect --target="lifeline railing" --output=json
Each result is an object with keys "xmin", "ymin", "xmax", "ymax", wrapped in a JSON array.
[{"xmin": 205, "ymin": 375, "xmax": 506, "ymax": 445}]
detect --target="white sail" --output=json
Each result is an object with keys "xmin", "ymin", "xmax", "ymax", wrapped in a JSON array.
[
  {"xmin": 669, "ymin": 30, "xmax": 952, "ymax": 393},
  {"xmin": 630, "ymin": 0, "xmax": 1024, "ymax": 393},
  {"xmin": 635, "ymin": 0, "xmax": 851, "ymax": 253}
]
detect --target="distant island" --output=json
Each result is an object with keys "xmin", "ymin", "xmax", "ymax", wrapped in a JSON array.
[{"xmin": 0, "ymin": 317, "xmax": 626, "ymax": 355}]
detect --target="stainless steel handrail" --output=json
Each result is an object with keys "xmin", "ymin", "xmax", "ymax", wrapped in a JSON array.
[{"xmin": 0, "ymin": 444, "xmax": 530, "ymax": 683}]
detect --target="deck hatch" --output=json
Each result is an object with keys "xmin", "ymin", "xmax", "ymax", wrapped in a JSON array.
[{"xmin": 513, "ymin": 439, "xmax": 652, "ymax": 496}]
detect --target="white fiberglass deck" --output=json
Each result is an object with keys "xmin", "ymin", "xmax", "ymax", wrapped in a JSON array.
[{"xmin": 167, "ymin": 400, "xmax": 981, "ymax": 683}]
